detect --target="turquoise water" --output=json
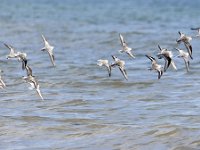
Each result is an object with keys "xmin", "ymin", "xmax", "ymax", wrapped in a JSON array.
[{"xmin": 1, "ymin": 0, "xmax": 200, "ymax": 149}]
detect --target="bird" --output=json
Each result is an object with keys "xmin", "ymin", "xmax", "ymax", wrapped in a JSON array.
[
  {"xmin": 175, "ymin": 48, "xmax": 190, "ymax": 72},
  {"xmin": 176, "ymin": 31, "xmax": 193, "ymax": 59},
  {"xmin": 118, "ymin": 33, "xmax": 135, "ymax": 58},
  {"xmin": 4, "ymin": 43, "xmax": 18, "ymax": 59},
  {"xmin": 191, "ymin": 27, "xmax": 200, "ymax": 37},
  {"xmin": 97, "ymin": 59, "xmax": 111, "ymax": 77},
  {"xmin": 157, "ymin": 45, "xmax": 177, "ymax": 72},
  {"xmin": 41, "ymin": 34, "xmax": 55, "ymax": 66},
  {"xmin": 4, "ymin": 43, "xmax": 28, "ymax": 70},
  {"xmin": 146, "ymin": 54, "xmax": 163, "ymax": 79},
  {"xmin": 23, "ymin": 65, "xmax": 44, "ymax": 100},
  {"xmin": 0, "ymin": 70, "xmax": 6, "ymax": 89},
  {"xmin": 111, "ymin": 55, "xmax": 128, "ymax": 80},
  {"xmin": 16, "ymin": 52, "xmax": 28, "ymax": 70}
]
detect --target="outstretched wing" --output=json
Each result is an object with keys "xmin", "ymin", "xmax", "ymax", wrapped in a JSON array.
[
  {"xmin": 107, "ymin": 65, "xmax": 111, "ymax": 77},
  {"xmin": 36, "ymin": 85, "xmax": 44, "ymax": 100},
  {"xmin": 184, "ymin": 42, "xmax": 193, "ymax": 59},
  {"xmin": 4, "ymin": 43, "xmax": 15, "ymax": 54},
  {"xmin": 157, "ymin": 70, "xmax": 163, "ymax": 79},
  {"xmin": 48, "ymin": 52, "xmax": 56, "ymax": 67},
  {"xmin": 191, "ymin": 27, "xmax": 200, "ymax": 30},
  {"xmin": 145, "ymin": 55, "xmax": 156, "ymax": 62},
  {"xmin": 25, "ymin": 65, "xmax": 33, "ymax": 76},
  {"xmin": 183, "ymin": 57, "xmax": 190, "ymax": 72},
  {"xmin": 163, "ymin": 56, "xmax": 171, "ymax": 72},
  {"xmin": 119, "ymin": 67, "xmax": 128, "ymax": 80},
  {"xmin": 119, "ymin": 33, "xmax": 125, "ymax": 46}
]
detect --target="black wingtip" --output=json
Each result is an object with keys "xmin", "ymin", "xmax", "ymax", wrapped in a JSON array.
[
  {"xmin": 22, "ymin": 59, "xmax": 28, "ymax": 70},
  {"xmin": 191, "ymin": 27, "xmax": 200, "ymax": 30},
  {"xmin": 158, "ymin": 45, "xmax": 162, "ymax": 51},
  {"xmin": 111, "ymin": 55, "xmax": 115, "ymax": 60},
  {"xmin": 158, "ymin": 70, "xmax": 163, "ymax": 79}
]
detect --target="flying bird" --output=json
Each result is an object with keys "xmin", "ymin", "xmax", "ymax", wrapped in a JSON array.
[
  {"xmin": 157, "ymin": 45, "xmax": 177, "ymax": 72},
  {"xmin": 4, "ymin": 43, "xmax": 28, "ymax": 70},
  {"xmin": 176, "ymin": 31, "xmax": 193, "ymax": 59},
  {"xmin": 4, "ymin": 43, "xmax": 18, "ymax": 59},
  {"xmin": 41, "ymin": 34, "xmax": 56, "ymax": 66},
  {"xmin": 23, "ymin": 65, "xmax": 44, "ymax": 100},
  {"xmin": 175, "ymin": 48, "xmax": 190, "ymax": 72},
  {"xmin": 97, "ymin": 59, "xmax": 111, "ymax": 77},
  {"xmin": 118, "ymin": 33, "xmax": 135, "ymax": 58},
  {"xmin": 146, "ymin": 54, "xmax": 163, "ymax": 79},
  {"xmin": 111, "ymin": 55, "xmax": 128, "ymax": 80}
]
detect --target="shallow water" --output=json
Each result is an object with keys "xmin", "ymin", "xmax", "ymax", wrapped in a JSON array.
[{"xmin": 1, "ymin": 0, "xmax": 200, "ymax": 149}]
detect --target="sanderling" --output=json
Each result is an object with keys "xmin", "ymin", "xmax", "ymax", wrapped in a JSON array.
[
  {"xmin": 23, "ymin": 65, "xmax": 44, "ymax": 100},
  {"xmin": 175, "ymin": 48, "xmax": 190, "ymax": 72},
  {"xmin": 146, "ymin": 54, "xmax": 163, "ymax": 79},
  {"xmin": 4, "ymin": 43, "xmax": 18, "ymax": 59},
  {"xmin": 41, "ymin": 34, "xmax": 55, "ymax": 66},
  {"xmin": 157, "ymin": 45, "xmax": 177, "ymax": 72},
  {"xmin": 176, "ymin": 31, "xmax": 193, "ymax": 59},
  {"xmin": 97, "ymin": 59, "xmax": 111, "ymax": 77},
  {"xmin": 0, "ymin": 70, "xmax": 6, "ymax": 89},
  {"xmin": 191, "ymin": 27, "xmax": 200, "ymax": 37},
  {"xmin": 4, "ymin": 43, "xmax": 28, "ymax": 69},
  {"xmin": 111, "ymin": 55, "xmax": 128, "ymax": 80},
  {"xmin": 118, "ymin": 33, "xmax": 135, "ymax": 58}
]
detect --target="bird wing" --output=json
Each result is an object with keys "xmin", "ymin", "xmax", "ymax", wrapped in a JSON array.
[
  {"xmin": 171, "ymin": 60, "xmax": 177, "ymax": 70},
  {"xmin": 119, "ymin": 67, "xmax": 128, "ymax": 80},
  {"xmin": 158, "ymin": 45, "xmax": 162, "ymax": 51},
  {"xmin": 0, "ymin": 79, "xmax": 6, "ymax": 87},
  {"xmin": 183, "ymin": 57, "xmax": 190, "ymax": 72},
  {"xmin": 184, "ymin": 42, "xmax": 193, "ymax": 59},
  {"xmin": 163, "ymin": 56, "xmax": 171, "ymax": 72},
  {"xmin": 4, "ymin": 43, "xmax": 15, "ymax": 54},
  {"xmin": 119, "ymin": 33, "xmax": 125, "ymax": 46},
  {"xmin": 157, "ymin": 70, "xmax": 163, "ymax": 79},
  {"xmin": 145, "ymin": 55, "xmax": 156, "ymax": 62},
  {"xmin": 41, "ymin": 34, "xmax": 50, "ymax": 47},
  {"xmin": 107, "ymin": 65, "xmax": 112, "ymax": 77},
  {"xmin": 36, "ymin": 86, "xmax": 44, "ymax": 100},
  {"xmin": 191, "ymin": 27, "xmax": 200, "ymax": 30},
  {"xmin": 48, "ymin": 52, "xmax": 56, "ymax": 66},
  {"xmin": 25, "ymin": 65, "xmax": 33, "ymax": 76},
  {"xmin": 126, "ymin": 51, "xmax": 135, "ymax": 58}
]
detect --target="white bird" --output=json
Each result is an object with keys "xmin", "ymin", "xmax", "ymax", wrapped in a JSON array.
[
  {"xmin": 23, "ymin": 65, "xmax": 44, "ymax": 100},
  {"xmin": 118, "ymin": 33, "xmax": 135, "ymax": 58},
  {"xmin": 146, "ymin": 55, "xmax": 163, "ymax": 79},
  {"xmin": 176, "ymin": 31, "xmax": 193, "ymax": 59},
  {"xmin": 175, "ymin": 48, "xmax": 190, "ymax": 72},
  {"xmin": 0, "ymin": 70, "xmax": 6, "ymax": 89},
  {"xmin": 97, "ymin": 59, "xmax": 111, "ymax": 77},
  {"xmin": 191, "ymin": 27, "xmax": 200, "ymax": 37},
  {"xmin": 41, "ymin": 34, "xmax": 55, "ymax": 66},
  {"xmin": 157, "ymin": 45, "xmax": 177, "ymax": 72},
  {"xmin": 4, "ymin": 43, "xmax": 28, "ymax": 70},
  {"xmin": 4, "ymin": 43, "xmax": 18, "ymax": 59},
  {"xmin": 111, "ymin": 55, "xmax": 128, "ymax": 80}
]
